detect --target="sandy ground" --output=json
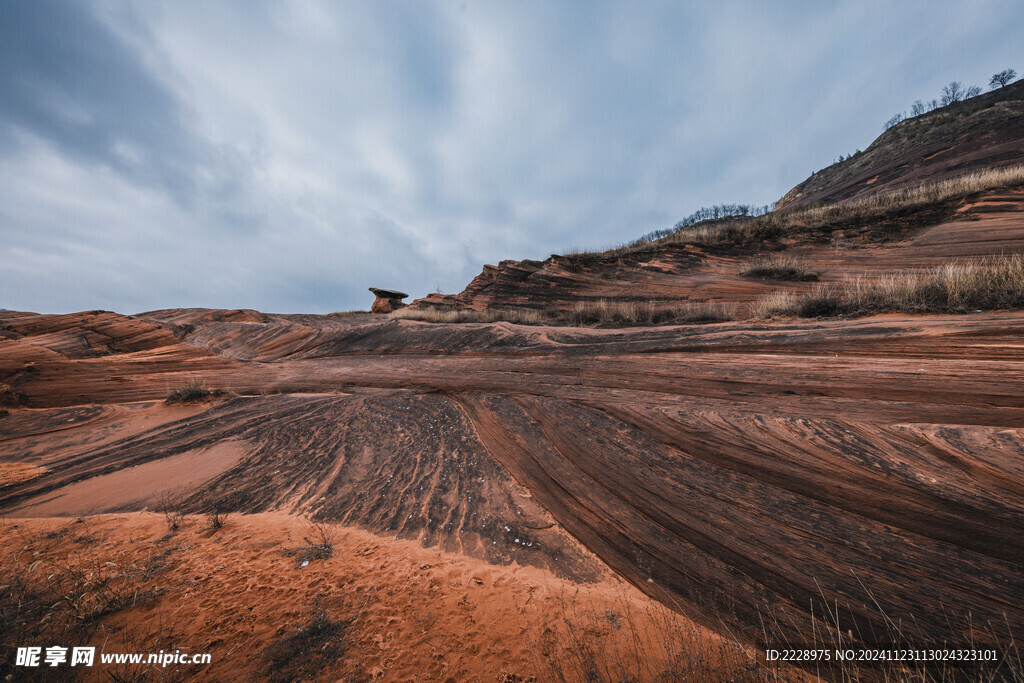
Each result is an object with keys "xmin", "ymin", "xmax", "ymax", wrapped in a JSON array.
[{"xmin": 0, "ymin": 512, "xmax": 776, "ymax": 682}]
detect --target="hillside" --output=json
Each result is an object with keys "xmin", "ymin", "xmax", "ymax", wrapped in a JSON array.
[
  {"xmin": 776, "ymin": 79, "xmax": 1024, "ymax": 210},
  {"xmin": 410, "ymin": 177, "xmax": 1024, "ymax": 315},
  {"xmin": 407, "ymin": 82, "xmax": 1024, "ymax": 319}
]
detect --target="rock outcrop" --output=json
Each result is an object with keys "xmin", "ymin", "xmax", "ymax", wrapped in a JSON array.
[{"xmin": 369, "ymin": 287, "xmax": 409, "ymax": 314}]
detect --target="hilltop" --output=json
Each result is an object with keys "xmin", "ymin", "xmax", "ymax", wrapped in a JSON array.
[{"xmin": 777, "ymin": 79, "xmax": 1024, "ymax": 210}]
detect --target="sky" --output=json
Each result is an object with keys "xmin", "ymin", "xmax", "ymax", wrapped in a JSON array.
[{"xmin": 1, "ymin": 1, "xmax": 1022, "ymax": 314}]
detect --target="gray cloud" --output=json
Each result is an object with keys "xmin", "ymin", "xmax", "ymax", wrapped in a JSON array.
[
  {"xmin": 1, "ymin": 1, "xmax": 206, "ymax": 201},
  {"xmin": 1, "ymin": 0, "xmax": 1023, "ymax": 313}
]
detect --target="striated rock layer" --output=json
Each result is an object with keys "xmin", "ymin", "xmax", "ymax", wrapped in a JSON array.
[
  {"xmin": 408, "ymin": 187, "xmax": 1024, "ymax": 313},
  {"xmin": 3, "ymin": 304, "xmax": 1023, "ymax": 652}
]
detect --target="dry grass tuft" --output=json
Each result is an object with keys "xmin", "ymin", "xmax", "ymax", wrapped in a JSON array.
[
  {"xmin": 393, "ymin": 301, "xmax": 736, "ymax": 327},
  {"xmin": 570, "ymin": 300, "xmax": 661, "ymax": 325},
  {"xmin": 570, "ymin": 300, "xmax": 735, "ymax": 326},
  {"xmin": 284, "ymin": 517, "xmax": 337, "ymax": 566},
  {"xmin": 654, "ymin": 164, "xmax": 1024, "ymax": 250},
  {"xmin": 673, "ymin": 301, "xmax": 738, "ymax": 324},
  {"xmin": 391, "ymin": 307, "xmax": 551, "ymax": 325},
  {"xmin": 742, "ymin": 254, "xmax": 818, "ymax": 281},
  {"xmin": 849, "ymin": 255, "xmax": 1024, "ymax": 313},
  {"xmin": 756, "ymin": 254, "xmax": 1024, "ymax": 318},
  {"xmin": 165, "ymin": 377, "xmax": 226, "ymax": 404},
  {"xmin": 750, "ymin": 291, "xmax": 800, "ymax": 319}
]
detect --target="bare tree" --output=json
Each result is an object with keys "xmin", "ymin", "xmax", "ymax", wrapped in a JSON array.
[
  {"xmin": 989, "ymin": 68, "xmax": 1017, "ymax": 89},
  {"xmin": 941, "ymin": 81, "xmax": 964, "ymax": 105},
  {"xmin": 884, "ymin": 112, "xmax": 904, "ymax": 131},
  {"xmin": 910, "ymin": 100, "xmax": 926, "ymax": 117},
  {"xmin": 965, "ymin": 85, "xmax": 982, "ymax": 98}
]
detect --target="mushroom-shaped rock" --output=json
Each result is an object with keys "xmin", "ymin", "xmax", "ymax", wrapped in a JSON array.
[{"xmin": 369, "ymin": 287, "xmax": 409, "ymax": 314}]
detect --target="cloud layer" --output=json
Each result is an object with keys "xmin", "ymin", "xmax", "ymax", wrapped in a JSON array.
[{"xmin": 2, "ymin": 0, "xmax": 1022, "ymax": 313}]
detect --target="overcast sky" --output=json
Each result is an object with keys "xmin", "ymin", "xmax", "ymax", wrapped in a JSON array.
[{"xmin": 1, "ymin": 0, "xmax": 1021, "ymax": 314}]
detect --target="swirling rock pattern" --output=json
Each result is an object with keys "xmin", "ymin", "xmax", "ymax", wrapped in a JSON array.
[{"xmin": 3, "ymin": 302, "xmax": 1023, "ymax": 652}]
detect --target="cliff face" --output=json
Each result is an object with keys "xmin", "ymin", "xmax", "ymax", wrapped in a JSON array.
[
  {"xmin": 412, "ymin": 247, "xmax": 713, "ymax": 312},
  {"xmin": 777, "ymin": 79, "xmax": 1024, "ymax": 211}
]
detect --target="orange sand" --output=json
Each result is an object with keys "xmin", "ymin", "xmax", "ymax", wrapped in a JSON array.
[{"xmin": 0, "ymin": 513, "xmax": 778, "ymax": 682}]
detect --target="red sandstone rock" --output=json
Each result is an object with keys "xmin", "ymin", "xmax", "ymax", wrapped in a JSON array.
[{"xmin": 369, "ymin": 287, "xmax": 408, "ymax": 314}]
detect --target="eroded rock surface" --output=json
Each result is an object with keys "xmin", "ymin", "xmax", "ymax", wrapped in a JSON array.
[
  {"xmin": 369, "ymin": 287, "xmax": 409, "ymax": 314},
  {"xmin": 3, "ymin": 304, "xmax": 1023, "ymax": 650}
]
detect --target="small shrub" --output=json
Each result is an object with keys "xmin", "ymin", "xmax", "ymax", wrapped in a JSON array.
[
  {"xmin": 284, "ymin": 517, "xmax": 336, "ymax": 565},
  {"xmin": 165, "ymin": 377, "xmax": 224, "ymax": 404},
  {"xmin": 742, "ymin": 255, "xmax": 818, "ymax": 281},
  {"xmin": 156, "ymin": 489, "xmax": 187, "ymax": 532},
  {"xmin": 205, "ymin": 507, "xmax": 230, "ymax": 531},
  {"xmin": 797, "ymin": 285, "xmax": 849, "ymax": 318}
]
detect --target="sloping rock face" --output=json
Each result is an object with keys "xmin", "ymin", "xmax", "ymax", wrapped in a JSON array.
[
  {"xmin": 412, "ymin": 248, "xmax": 712, "ymax": 312},
  {"xmin": 2, "ymin": 305, "xmax": 1024, "ymax": 654},
  {"xmin": 0, "ymin": 309, "xmax": 184, "ymax": 358},
  {"xmin": 777, "ymin": 80, "xmax": 1024, "ymax": 210}
]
